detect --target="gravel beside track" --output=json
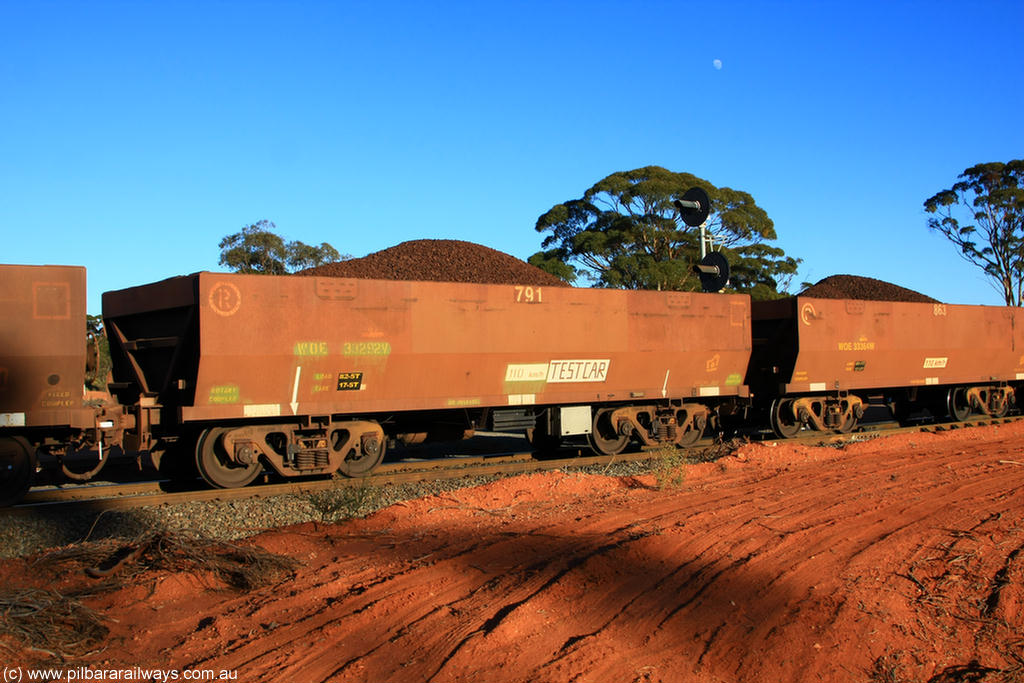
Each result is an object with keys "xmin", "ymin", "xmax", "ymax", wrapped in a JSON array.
[
  {"xmin": 0, "ymin": 458, "xmax": 661, "ymax": 560},
  {"xmin": 0, "ymin": 419, "xmax": 1000, "ymax": 560}
]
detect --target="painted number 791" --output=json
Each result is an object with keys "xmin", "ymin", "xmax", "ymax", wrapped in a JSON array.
[{"xmin": 514, "ymin": 286, "xmax": 543, "ymax": 303}]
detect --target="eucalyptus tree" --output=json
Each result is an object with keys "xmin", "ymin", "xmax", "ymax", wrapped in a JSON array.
[
  {"xmin": 924, "ymin": 160, "xmax": 1024, "ymax": 305},
  {"xmin": 529, "ymin": 166, "xmax": 799, "ymax": 299},
  {"xmin": 219, "ymin": 220, "xmax": 344, "ymax": 274}
]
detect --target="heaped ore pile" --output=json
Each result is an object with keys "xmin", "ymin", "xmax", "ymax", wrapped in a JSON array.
[
  {"xmin": 799, "ymin": 274, "xmax": 938, "ymax": 303},
  {"xmin": 298, "ymin": 239, "xmax": 568, "ymax": 287}
]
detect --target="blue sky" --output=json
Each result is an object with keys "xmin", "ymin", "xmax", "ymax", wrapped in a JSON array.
[{"xmin": 2, "ymin": 0, "xmax": 1022, "ymax": 313}]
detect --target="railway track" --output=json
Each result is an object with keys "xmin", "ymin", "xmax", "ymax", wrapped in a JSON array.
[
  {"xmin": 5, "ymin": 416, "xmax": 1020, "ymax": 514},
  {"xmin": 4, "ymin": 448, "xmax": 636, "ymax": 514}
]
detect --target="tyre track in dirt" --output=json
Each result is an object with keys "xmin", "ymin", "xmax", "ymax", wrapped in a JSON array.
[
  {"xmin": 192, "ymin": 430, "xmax": 1021, "ymax": 681},
  {"xmin": 4, "ymin": 423, "xmax": 1024, "ymax": 682}
]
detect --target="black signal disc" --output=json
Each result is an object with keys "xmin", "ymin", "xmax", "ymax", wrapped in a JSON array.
[
  {"xmin": 698, "ymin": 252, "xmax": 730, "ymax": 292},
  {"xmin": 678, "ymin": 187, "xmax": 711, "ymax": 227}
]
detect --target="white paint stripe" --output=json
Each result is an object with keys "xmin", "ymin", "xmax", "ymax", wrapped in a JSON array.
[
  {"xmin": 809, "ymin": 382, "xmax": 827, "ymax": 392},
  {"xmin": 244, "ymin": 404, "xmax": 281, "ymax": 417},
  {"xmin": 290, "ymin": 366, "xmax": 302, "ymax": 414},
  {"xmin": 0, "ymin": 412, "xmax": 26, "ymax": 427},
  {"xmin": 698, "ymin": 386, "xmax": 720, "ymax": 397},
  {"xmin": 662, "ymin": 370, "xmax": 670, "ymax": 398},
  {"xmin": 925, "ymin": 377, "xmax": 939, "ymax": 385}
]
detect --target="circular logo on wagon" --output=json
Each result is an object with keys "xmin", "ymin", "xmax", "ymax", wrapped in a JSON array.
[
  {"xmin": 209, "ymin": 282, "xmax": 242, "ymax": 316},
  {"xmin": 800, "ymin": 303, "xmax": 816, "ymax": 326}
]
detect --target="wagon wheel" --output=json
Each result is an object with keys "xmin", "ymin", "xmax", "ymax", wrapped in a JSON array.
[
  {"xmin": 0, "ymin": 437, "xmax": 36, "ymax": 507},
  {"xmin": 335, "ymin": 431, "xmax": 386, "ymax": 477},
  {"xmin": 675, "ymin": 411, "xmax": 704, "ymax": 447},
  {"xmin": 588, "ymin": 408, "xmax": 629, "ymax": 456},
  {"xmin": 196, "ymin": 427, "xmax": 262, "ymax": 489},
  {"xmin": 769, "ymin": 398, "xmax": 802, "ymax": 438},
  {"xmin": 946, "ymin": 387, "xmax": 972, "ymax": 422}
]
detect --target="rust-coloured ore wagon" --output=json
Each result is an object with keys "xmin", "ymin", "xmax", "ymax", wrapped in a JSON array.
[
  {"xmin": 6, "ymin": 256, "xmax": 1024, "ymax": 505},
  {"xmin": 0, "ymin": 265, "xmax": 97, "ymax": 504},
  {"xmin": 748, "ymin": 296, "xmax": 1024, "ymax": 437},
  {"xmin": 0, "ymin": 265, "xmax": 89, "ymax": 427},
  {"xmin": 101, "ymin": 272, "xmax": 752, "ymax": 488}
]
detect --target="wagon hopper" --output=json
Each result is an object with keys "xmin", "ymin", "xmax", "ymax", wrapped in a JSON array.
[
  {"xmin": 749, "ymin": 296, "xmax": 1024, "ymax": 437},
  {"xmin": 102, "ymin": 273, "xmax": 752, "ymax": 487}
]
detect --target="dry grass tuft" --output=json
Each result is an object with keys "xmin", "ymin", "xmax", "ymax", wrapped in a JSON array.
[
  {"xmin": 0, "ymin": 588, "xmax": 108, "ymax": 658},
  {"xmin": 1, "ymin": 532, "xmax": 301, "ymax": 660},
  {"xmin": 38, "ymin": 531, "xmax": 302, "ymax": 591}
]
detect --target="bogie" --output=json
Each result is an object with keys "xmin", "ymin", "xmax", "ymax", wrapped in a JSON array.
[{"xmin": 769, "ymin": 394, "xmax": 864, "ymax": 438}]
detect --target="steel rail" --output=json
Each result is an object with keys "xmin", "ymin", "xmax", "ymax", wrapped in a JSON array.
[{"xmin": 5, "ymin": 416, "xmax": 1020, "ymax": 514}]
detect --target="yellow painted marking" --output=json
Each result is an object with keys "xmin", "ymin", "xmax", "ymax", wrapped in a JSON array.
[
  {"xmin": 447, "ymin": 397, "xmax": 482, "ymax": 407},
  {"xmin": 209, "ymin": 385, "xmax": 240, "ymax": 404},
  {"xmin": 838, "ymin": 340, "xmax": 875, "ymax": 351},
  {"xmin": 513, "ymin": 286, "xmax": 544, "ymax": 303},
  {"xmin": 294, "ymin": 341, "xmax": 329, "ymax": 357},
  {"xmin": 343, "ymin": 341, "xmax": 391, "ymax": 356}
]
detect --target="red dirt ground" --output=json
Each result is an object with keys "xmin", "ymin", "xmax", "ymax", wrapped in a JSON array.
[{"xmin": 4, "ymin": 423, "xmax": 1024, "ymax": 682}]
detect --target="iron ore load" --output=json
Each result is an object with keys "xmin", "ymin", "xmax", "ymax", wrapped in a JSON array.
[{"xmin": 2, "ymin": 237, "xmax": 1022, "ymax": 506}]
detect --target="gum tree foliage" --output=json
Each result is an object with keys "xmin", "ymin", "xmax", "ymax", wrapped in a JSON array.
[
  {"xmin": 924, "ymin": 160, "xmax": 1024, "ymax": 306},
  {"xmin": 218, "ymin": 220, "xmax": 346, "ymax": 274},
  {"xmin": 85, "ymin": 314, "xmax": 111, "ymax": 391},
  {"xmin": 529, "ymin": 166, "xmax": 800, "ymax": 299}
]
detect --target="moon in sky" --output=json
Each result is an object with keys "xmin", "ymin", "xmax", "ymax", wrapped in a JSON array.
[{"xmin": 713, "ymin": 59, "xmax": 723, "ymax": 70}]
